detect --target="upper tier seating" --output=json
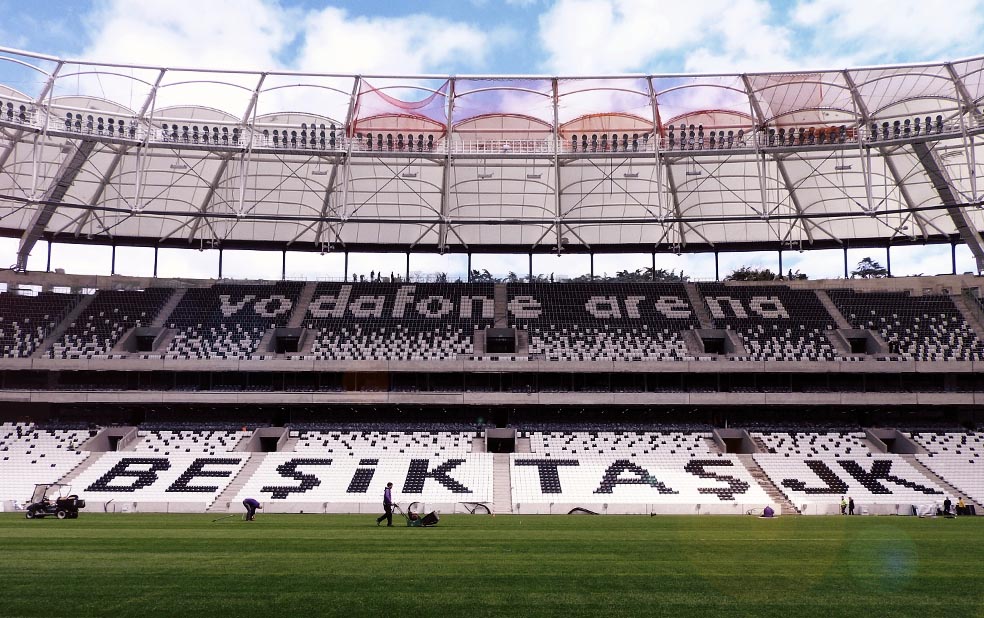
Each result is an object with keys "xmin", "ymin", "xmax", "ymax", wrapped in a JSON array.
[
  {"xmin": 698, "ymin": 284, "xmax": 838, "ymax": 361},
  {"xmin": 163, "ymin": 282, "xmax": 302, "ymax": 359},
  {"xmin": 910, "ymin": 431, "xmax": 984, "ymax": 504},
  {"xmin": 754, "ymin": 452, "xmax": 946, "ymax": 512},
  {"xmin": 0, "ymin": 291, "xmax": 78, "ymax": 358},
  {"xmin": 292, "ymin": 430, "xmax": 477, "ymax": 458},
  {"xmin": 49, "ymin": 288, "xmax": 172, "ymax": 359},
  {"xmin": 294, "ymin": 283, "xmax": 495, "ymax": 361},
  {"xmin": 526, "ymin": 431, "xmax": 715, "ymax": 457},
  {"xmin": 828, "ymin": 290, "xmax": 984, "ymax": 361},
  {"xmin": 0, "ymin": 423, "xmax": 91, "ymax": 501},
  {"xmin": 508, "ymin": 283, "xmax": 699, "ymax": 361},
  {"xmin": 752, "ymin": 431, "xmax": 871, "ymax": 457},
  {"xmin": 73, "ymin": 452, "xmax": 250, "ymax": 508},
  {"xmin": 131, "ymin": 429, "xmax": 248, "ymax": 455}
]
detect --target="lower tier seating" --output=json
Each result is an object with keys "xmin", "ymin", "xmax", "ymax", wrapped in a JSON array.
[
  {"xmin": 752, "ymin": 431, "xmax": 871, "ymax": 457},
  {"xmin": 291, "ymin": 430, "xmax": 477, "ymax": 458},
  {"xmin": 72, "ymin": 453, "xmax": 250, "ymax": 508},
  {"xmin": 910, "ymin": 431, "xmax": 984, "ymax": 504},
  {"xmin": 233, "ymin": 453, "xmax": 492, "ymax": 505},
  {"xmin": 0, "ymin": 423, "xmax": 91, "ymax": 502},
  {"xmin": 510, "ymin": 454, "xmax": 771, "ymax": 511},
  {"xmin": 754, "ymin": 454, "xmax": 946, "ymax": 513},
  {"xmin": 131, "ymin": 429, "xmax": 248, "ymax": 455}
]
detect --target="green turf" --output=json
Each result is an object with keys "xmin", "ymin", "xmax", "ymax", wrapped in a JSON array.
[{"xmin": 0, "ymin": 513, "xmax": 981, "ymax": 617}]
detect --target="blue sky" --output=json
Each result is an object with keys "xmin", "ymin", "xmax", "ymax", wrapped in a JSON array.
[{"xmin": 1, "ymin": 0, "xmax": 983, "ymax": 280}]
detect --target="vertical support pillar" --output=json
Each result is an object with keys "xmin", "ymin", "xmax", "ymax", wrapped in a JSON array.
[
  {"xmin": 344, "ymin": 251, "xmax": 349, "ymax": 282},
  {"xmin": 153, "ymin": 246, "xmax": 158, "ymax": 278},
  {"xmin": 651, "ymin": 252, "xmax": 656, "ymax": 281},
  {"xmin": 590, "ymin": 253, "xmax": 595, "ymax": 281},
  {"xmin": 217, "ymin": 248, "xmax": 223, "ymax": 279},
  {"xmin": 714, "ymin": 251, "xmax": 719, "ymax": 281},
  {"xmin": 952, "ymin": 241, "xmax": 958, "ymax": 275},
  {"xmin": 886, "ymin": 246, "xmax": 892, "ymax": 277},
  {"xmin": 467, "ymin": 252, "xmax": 472, "ymax": 282},
  {"xmin": 45, "ymin": 241, "xmax": 51, "ymax": 273},
  {"xmin": 111, "ymin": 244, "xmax": 116, "ymax": 276},
  {"xmin": 778, "ymin": 249, "xmax": 783, "ymax": 278},
  {"xmin": 843, "ymin": 246, "xmax": 849, "ymax": 278},
  {"xmin": 528, "ymin": 253, "xmax": 533, "ymax": 281},
  {"xmin": 281, "ymin": 250, "xmax": 286, "ymax": 281},
  {"xmin": 406, "ymin": 252, "xmax": 410, "ymax": 281}
]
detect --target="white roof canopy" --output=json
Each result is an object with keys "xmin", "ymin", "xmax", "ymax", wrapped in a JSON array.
[{"xmin": 1, "ymin": 47, "xmax": 983, "ymax": 268}]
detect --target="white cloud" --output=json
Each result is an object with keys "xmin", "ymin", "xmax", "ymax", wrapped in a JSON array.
[
  {"xmin": 537, "ymin": 0, "xmax": 793, "ymax": 74},
  {"xmin": 294, "ymin": 8, "xmax": 505, "ymax": 75},
  {"xmin": 793, "ymin": 0, "xmax": 984, "ymax": 65}
]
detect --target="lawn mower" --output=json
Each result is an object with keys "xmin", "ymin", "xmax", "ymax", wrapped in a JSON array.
[
  {"xmin": 393, "ymin": 502, "xmax": 439, "ymax": 527},
  {"xmin": 24, "ymin": 483, "xmax": 85, "ymax": 520}
]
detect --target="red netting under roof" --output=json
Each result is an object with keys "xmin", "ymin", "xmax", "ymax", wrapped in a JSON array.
[
  {"xmin": 452, "ymin": 78, "xmax": 554, "ymax": 132},
  {"xmin": 652, "ymin": 75, "xmax": 749, "ymax": 133},
  {"xmin": 747, "ymin": 72, "xmax": 856, "ymax": 126},
  {"xmin": 851, "ymin": 65, "xmax": 958, "ymax": 119},
  {"xmin": 351, "ymin": 78, "xmax": 449, "ymax": 136},
  {"xmin": 556, "ymin": 78, "xmax": 652, "ymax": 125}
]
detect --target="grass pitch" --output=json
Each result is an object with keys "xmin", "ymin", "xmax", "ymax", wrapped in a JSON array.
[{"xmin": 0, "ymin": 513, "xmax": 981, "ymax": 617}]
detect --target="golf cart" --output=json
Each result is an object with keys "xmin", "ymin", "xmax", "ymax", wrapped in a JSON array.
[{"xmin": 24, "ymin": 483, "xmax": 85, "ymax": 520}]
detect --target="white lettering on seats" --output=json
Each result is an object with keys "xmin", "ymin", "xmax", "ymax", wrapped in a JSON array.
[
  {"xmin": 460, "ymin": 296, "xmax": 495, "ymax": 319},
  {"xmin": 624, "ymin": 296, "xmax": 645, "ymax": 318},
  {"xmin": 392, "ymin": 286, "xmax": 416, "ymax": 318},
  {"xmin": 706, "ymin": 296, "xmax": 747, "ymax": 319},
  {"xmin": 219, "ymin": 295, "xmax": 256, "ymax": 317},
  {"xmin": 416, "ymin": 296, "xmax": 453, "ymax": 318},
  {"xmin": 253, "ymin": 295, "xmax": 293, "ymax": 317},
  {"xmin": 349, "ymin": 296, "xmax": 386, "ymax": 318},
  {"xmin": 585, "ymin": 296, "xmax": 622, "ymax": 318},
  {"xmin": 308, "ymin": 286, "xmax": 352, "ymax": 318},
  {"xmin": 654, "ymin": 296, "xmax": 692, "ymax": 319},
  {"xmin": 508, "ymin": 296, "xmax": 542, "ymax": 319},
  {"xmin": 748, "ymin": 296, "xmax": 789, "ymax": 319}
]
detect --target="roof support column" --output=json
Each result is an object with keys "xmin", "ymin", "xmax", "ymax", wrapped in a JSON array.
[
  {"xmin": 528, "ymin": 253, "xmax": 533, "ymax": 281},
  {"xmin": 590, "ymin": 253, "xmax": 594, "ymax": 281},
  {"xmin": 886, "ymin": 246, "xmax": 891, "ymax": 277},
  {"xmin": 651, "ymin": 252, "xmax": 656, "ymax": 280},
  {"xmin": 16, "ymin": 139, "xmax": 97, "ymax": 270},
  {"xmin": 344, "ymin": 252, "xmax": 349, "ymax": 282},
  {"xmin": 46, "ymin": 241, "xmax": 51, "ymax": 273},
  {"xmin": 405, "ymin": 252, "xmax": 410, "ymax": 281},
  {"xmin": 844, "ymin": 246, "xmax": 849, "ymax": 278},
  {"xmin": 153, "ymin": 246, "xmax": 158, "ymax": 278},
  {"xmin": 778, "ymin": 249, "xmax": 783, "ymax": 277},
  {"xmin": 552, "ymin": 78, "xmax": 563, "ymax": 253},
  {"xmin": 952, "ymin": 241, "xmax": 958, "ymax": 275},
  {"xmin": 218, "ymin": 248, "xmax": 223, "ymax": 279},
  {"xmin": 714, "ymin": 251, "xmax": 719, "ymax": 281},
  {"xmin": 467, "ymin": 252, "xmax": 472, "ymax": 281},
  {"xmin": 911, "ymin": 141, "xmax": 984, "ymax": 272},
  {"xmin": 438, "ymin": 78, "xmax": 456, "ymax": 253},
  {"xmin": 281, "ymin": 250, "xmax": 287, "ymax": 281},
  {"xmin": 111, "ymin": 244, "xmax": 116, "ymax": 276}
]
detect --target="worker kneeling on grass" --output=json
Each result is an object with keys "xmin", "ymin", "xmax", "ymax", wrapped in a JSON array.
[{"xmin": 243, "ymin": 497, "xmax": 262, "ymax": 521}]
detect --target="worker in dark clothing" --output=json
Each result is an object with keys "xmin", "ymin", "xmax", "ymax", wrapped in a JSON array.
[
  {"xmin": 943, "ymin": 497, "xmax": 952, "ymax": 516},
  {"xmin": 243, "ymin": 497, "xmax": 261, "ymax": 521},
  {"xmin": 376, "ymin": 482, "xmax": 394, "ymax": 527},
  {"xmin": 848, "ymin": 497, "xmax": 855, "ymax": 515}
]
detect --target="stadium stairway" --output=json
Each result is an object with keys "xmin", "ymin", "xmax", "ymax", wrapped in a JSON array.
[
  {"xmin": 683, "ymin": 282, "xmax": 712, "ymax": 328},
  {"xmin": 151, "ymin": 288, "xmax": 187, "ymax": 328},
  {"xmin": 901, "ymin": 454, "xmax": 981, "ymax": 511},
  {"xmin": 814, "ymin": 290, "xmax": 852, "ymax": 329},
  {"xmin": 287, "ymin": 282, "xmax": 318, "ymax": 329},
  {"xmin": 494, "ymin": 283, "xmax": 509, "ymax": 328},
  {"xmin": 950, "ymin": 292, "xmax": 984, "ymax": 341},
  {"xmin": 55, "ymin": 452, "xmax": 102, "ymax": 487},
  {"xmin": 493, "ymin": 453, "xmax": 512, "ymax": 514},
  {"xmin": 208, "ymin": 453, "xmax": 265, "ymax": 512},
  {"xmin": 737, "ymin": 454, "xmax": 800, "ymax": 515},
  {"xmin": 30, "ymin": 293, "xmax": 94, "ymax": 358}
]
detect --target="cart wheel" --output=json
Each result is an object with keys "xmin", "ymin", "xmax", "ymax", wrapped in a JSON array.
[
  {"xmin": 56, "ymin": 510, "xmax": 68, "ymax": 520},
  {"xmin": 25, "ymin": 510, "xmax": 35, "ymax": 519}
]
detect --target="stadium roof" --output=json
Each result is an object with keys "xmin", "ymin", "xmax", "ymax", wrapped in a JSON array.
[{"xmin": 1, "ymin": 46, "xmax": 984, "ymax": 269}]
